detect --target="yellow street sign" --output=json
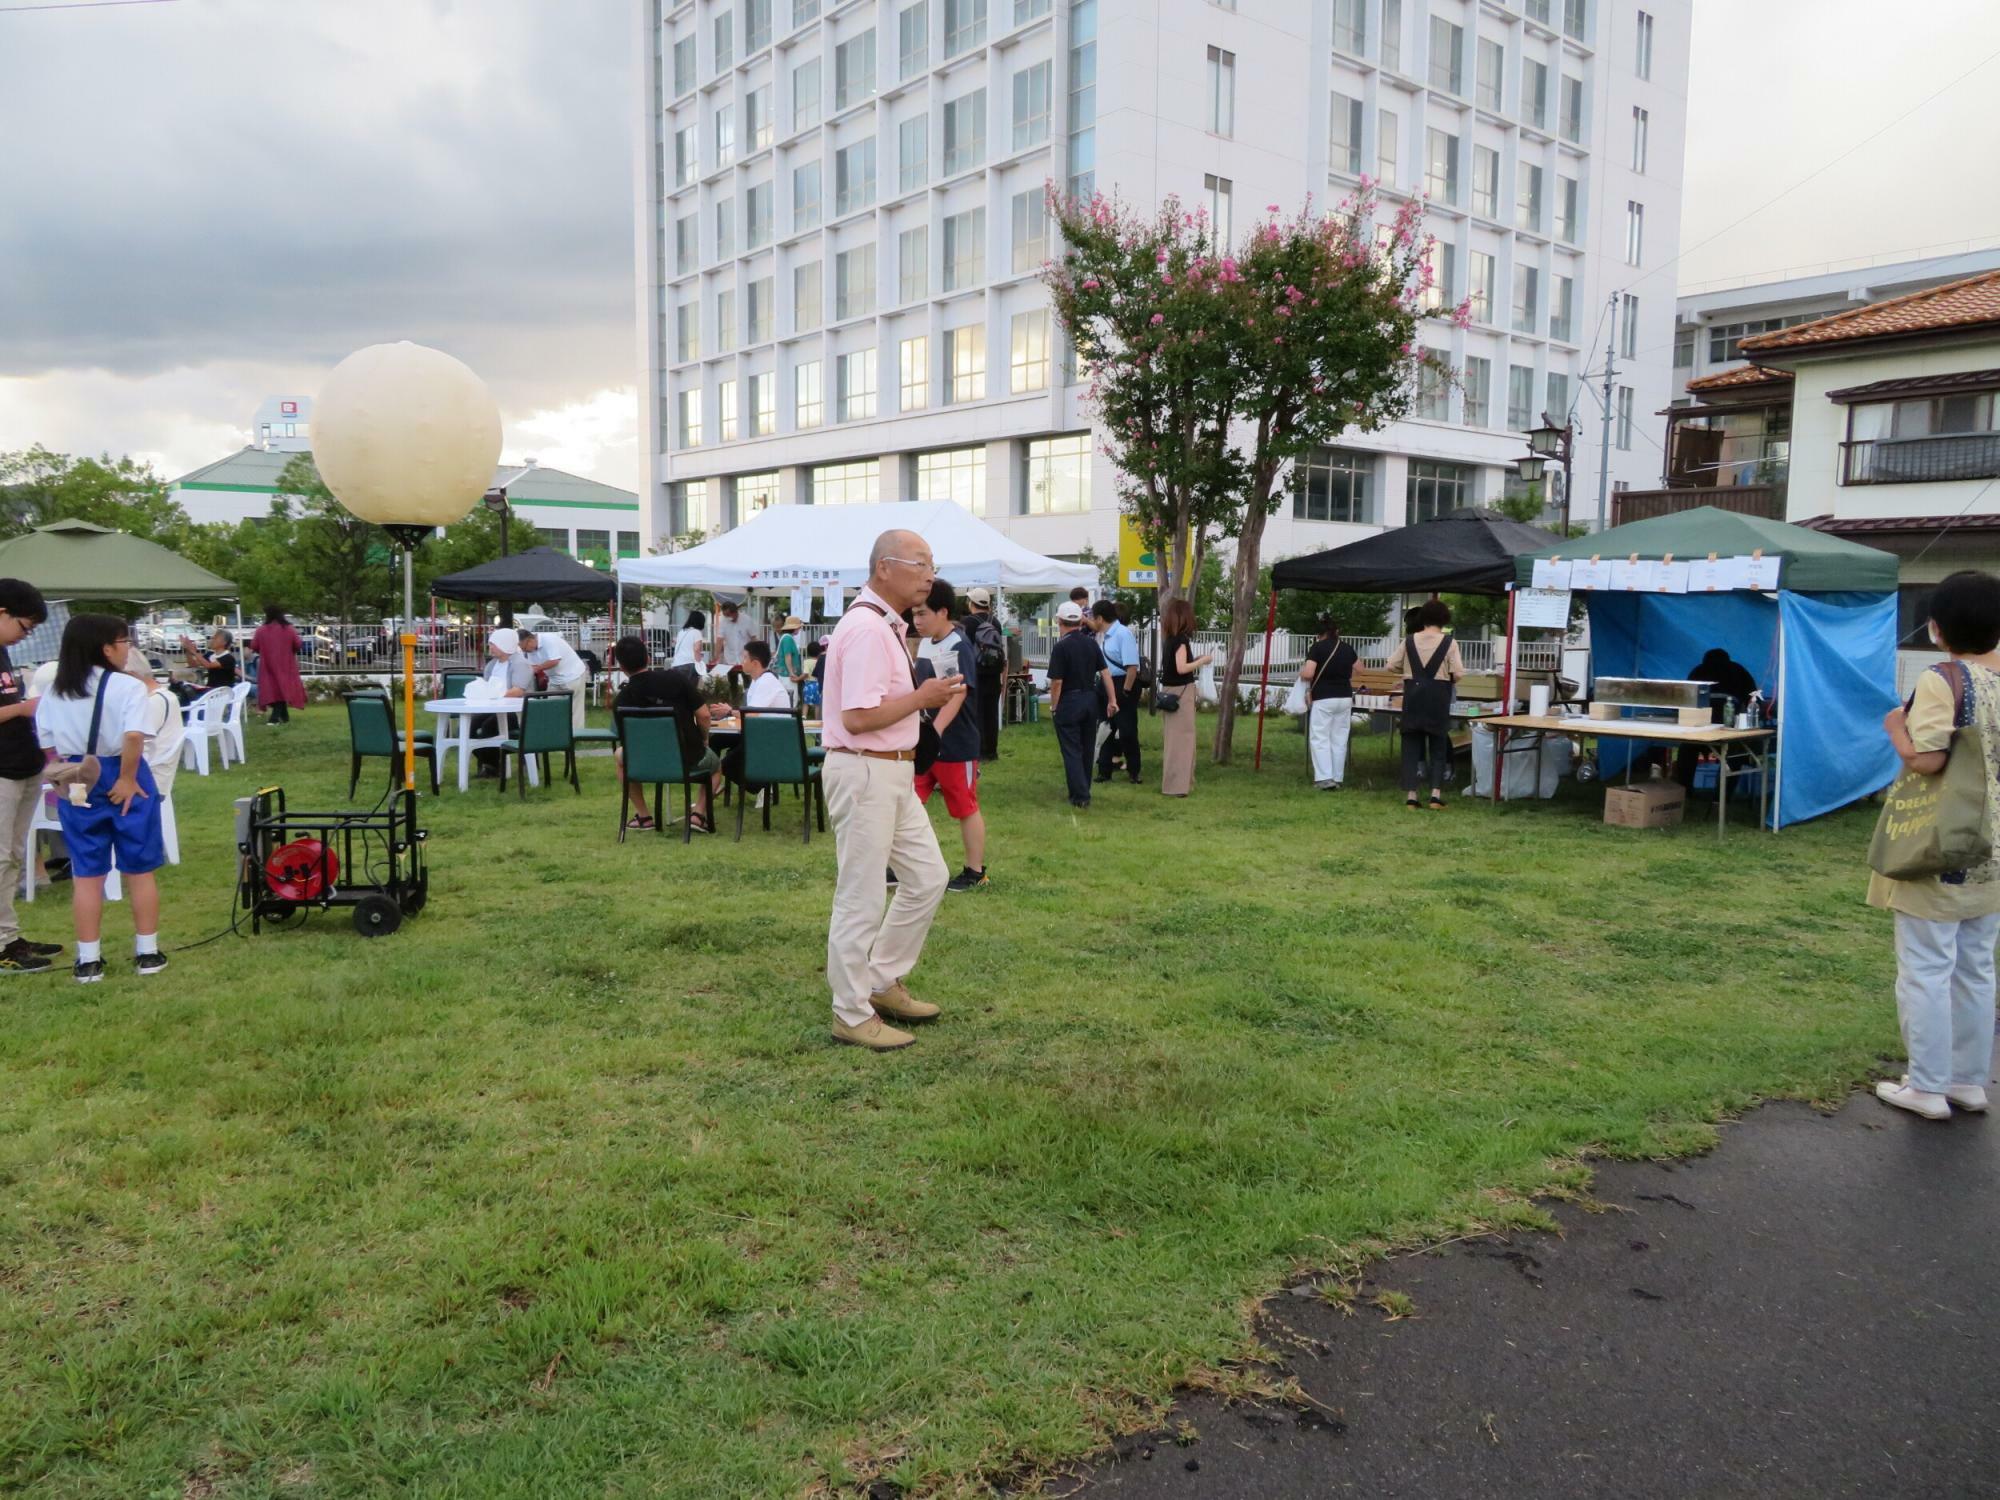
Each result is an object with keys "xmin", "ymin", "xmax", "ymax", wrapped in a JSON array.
[{"xmin": 1118, "ymin": 514, "xmax": 1193, "ymax": 590}]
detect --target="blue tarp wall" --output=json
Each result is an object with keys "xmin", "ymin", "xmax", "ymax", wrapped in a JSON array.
[{"xmin": 1584, "ymin": 589, "xmax": 1900, "ymax": 828}]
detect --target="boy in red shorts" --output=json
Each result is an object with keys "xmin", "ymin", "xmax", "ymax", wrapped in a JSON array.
[{"xmin": 911, "ymin": 580, "xmax": 987, "ymax": 892}]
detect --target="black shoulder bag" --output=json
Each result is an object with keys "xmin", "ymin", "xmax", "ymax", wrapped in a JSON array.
[{"xmin": 854, "ymin": 602, "xmax": 941, "ymax": 774}]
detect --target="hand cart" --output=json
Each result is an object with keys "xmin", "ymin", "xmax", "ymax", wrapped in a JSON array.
[{"xmin": 238, "ymin": 785, "xmax": 429, "ymax": 937}]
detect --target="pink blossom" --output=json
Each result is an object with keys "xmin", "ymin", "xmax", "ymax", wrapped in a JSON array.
[
  {"xmin": 1150, "ymin": 313, "xmax": 1165, "ymax": 325},
  {"xmin": 1082, "ymin": 277, "xmax": 1100, "ymax": 290}
]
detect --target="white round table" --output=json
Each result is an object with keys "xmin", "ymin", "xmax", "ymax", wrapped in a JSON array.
[{"xmin": 423, "ymin": 697, "xmax": 538, "ymax": 792}]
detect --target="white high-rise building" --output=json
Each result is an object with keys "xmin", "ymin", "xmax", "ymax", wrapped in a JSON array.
[{"xmin": 634, "ymin": 0, "xmax": 1688, "ymax": 564}]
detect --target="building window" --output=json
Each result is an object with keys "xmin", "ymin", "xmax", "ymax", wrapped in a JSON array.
[
  {"xmin": 1546, "ymin": 371, "xmax": 1570, "ymax": 425},
  {"xmin": 674, "ymin": 125, "xmax": 698, "ymax": 188},
  {"xmin": 1425, "ymin": 128, "xmax": 1458, "ymax": 204},
  {"xmin": 675, "ymin": 213, "xmax": 698, "ymax": 274},
  {"xmin": 836, "ymin": 139, "xmax": 876, "ymax": 213},
  {"xmin": 1512, "ymin": 264, "xmax": 1539, "ymax": 334},
  {"xmin": 795, "ymin": 360, "xmax": 824, "ymax": 428},
  {"xmin": 1704, "ymin": 314, "xmax": 1820, "ymax": 363},
  {"xmin": 747, "ymin": 84, "xmax": 774, "ymax": 152},
  {"xmin": 715, "ymin": 287, "xmax": 736, "ymax": 352},
  {"xmin": 1516, "ymin": 162, "xmax": 1543, "ymax": 233},
  {"xmin": 675, "ymin": 302, "xmax": 700, "ymax": 362},
  {"xmin": 945, "ymin": 324, "xmax": 985, "ymax": 403},
  {"xmin": 1011, "ymin": 187, "xmax": 1047, "ymax": 272},
  {"xmin": 794, "ymin": 259, "xmax": 822, "ymax": 330},
  {"xmin": 838, "ymin": 348, "xmax": 877, "ymax": 420},
  {"xmin": 1550, "ymin": 273, "xmax": 1574, "ymax": 342},
  {"xmin": 1416, "ymin": 355, "xmax": 1449, "ymax": 420},
  {"xmin": 899, "ymin": 225, "xmax": 929, "ymax": 301},
  {"xmin": 1067, "ymin": 0, "xmax": 1097, "ymax": 197},
  {"xmin": 900, "ymin": 2, "xmax": 929, "ymax": 79},
  {"xmin": 793, "ymin": 163, "xmax": 822, "ymax": 231},
  {"xmin": 1420, "ymin": 240, "xmax": 1455, "ymax": 314},
  {"xmin": 943, "ymin": 88, "xmax": 987, "ymax": 174},
  {"xmin": 1632, "ymin": 106, "xmax": 1649, "ymax": 173},
  {"xmin": 899, "ymin": 113, "xmax": 929, "ymax": 191},
  {"xmin": 1673, "ymin": 325, "xmax": 1695, "ymax": 368},
  {"xmin": 1016, "ymin": 0, "xmax": 1050, "ymax": 19},
  {"xmin": 1556, "ymin": 174, "xmax": 1579, "ymax": 242},
  {"xmin": 1292, "ymin": 447, "xmax": 1371, "ymax": 523},
  {"xmin": 673, "ymin": 34, "xmax": 697, "ymax": 96},
  {"xmin": 793, "ymin": 57, "xmax": 822, "ymax": 132},
  {"xmin": 715, "ymin": 103, "xmax": 737, "ymax": 166},
  {"xmin": 1206, "ymin": 46, "xmax": 1234, "ymax": 135},
  {"xmin": 1378, "ymin": 108, "xmax": 1400, "ymax": 185},
  {"xmin": 1014, "ymin": 60, "xmax": 1052, "ymax": 148},
  {"xmin": 674, "ymin": 479, "xmax": 708, "ymax": 535},
  {"xmin": 678, "ymin": 387, "xmax": 703, "ymax": 447},
  {"xmin": 1463, "ymin": 355, "xmax": 1491, "ymax": 426},
  {"xmin": 714, "ymin": 10, "xmax": 734, "ymax": 71},
  {"xmin": 835, "ymin": 32, "xmax": 876, "ymax": 110},
  {"xmin": 718, "ymin": 378, "xmax": 739, "ymax": 441},
  {"xmin": 915, "ymin": 446, "xmax": 986, "ymax": 515},
  {"xmin": 1407, "ymin": 459, "xmax": 1471, "ymax": 522},
  {"xmin": 1563, "ymin": 0, "xmax": 1588, "ymax": 42},
  {"xmin": 1508, "ymin": 364, "xmax": 1536, "ymax": 431},
  {"xmin": 1329, "ymin": 92, "xmax": 1362, "ymax": 174},
  {"xmin": 1625, "ymin": 200, "xmax": 1644, "ymax": 266},
  {"xmin": 715, "ymin": 195, "xmax": 735, "ymax": 259},
  {"xmin": 745, "ymin": 0, "xmax": 772, "ymax": 48},
  {"xmin": 750, "ymin": 372, "xmax": 775, "ymax": 435},
  {"xmin": 900, "ymin": 335, "xmax": 929, "ymax": 410},
  {"xmin": 1467, "ymin": 250, "xmax": 1495, "ymax": 323},
  {"xmin": 737, "ymin": 471, "xmax": 781, "ymax": 514},
  {"xmin": 1636, "ymin": 9, "xmax": 1654, "ymax": 79},
  {"xmin": 573, "ymin": 529, "xmax": 611, "ymax": 565},
  {"xmin": 1560, "ymin": 74, "xmax": 1583, "ymax": 143},
  {"xmin": 1844, "ymin": 392, "xmax": 2000, "ymax": 484},
  {"xmin": 813, "ymin": 460, "xmax": 881, "ymax": 504},
  {"xmin": 1521, "ymin": 58, "xmax": 1548, "ymax": 129},
  {"xmin": 746, "ymin": 182, "xmax": 773, "ymax": 249},
  {"xmin": 1024, "ymin": 434, "xmax": 1091, "ymax": 514},
  {"xmin": 943, "ymin": 207, "xmax": 985, "ymax": 289},
  {"xmin": 1620, "ymin": 292, "xmax": 1639, "ymax": 358},
  {"xmin": 836, "ymin": 246, "xmax": 875, "ymax": 319},
  {"xmin": 944, "ymin": 0, "xmax": 986, "ymax": 55},
  {"xmin": 535, "ymin": 526, "xmax": 569, "ymax": 552},
  {"xmin": 1471, "ymin": 145, "xmax": 1499, "ymax": 218},
  {"xmin": 1476, "ymin": 36, "xmax": 1503, "ymax": 112},
  {"xmin": 1010, "ymin": 309, "xmax": 1050, "ymax": 392},
  {"xmin": 1428, "ymin": 16, "xmax": 1463, "ymax": 95},
  {"xmin": 1382, "ymin": 0, "xmax": 1402, "ymax": 71},
  {"xmin": 748, "ymin": 276, "xmax": 773, "ymax": 342},
  {"xmin": 1203, "ymin": 173, "xmax": 1233, "ymax": 251},
  {"xmin": 1332, "ymin": 0, "xmax": 1366, "ymax": 56},
  {"xmin": 616, "ymin": 530, "xmax": 642, "ymax": 559},
  {"xmin": 1609, "ymin": 385, "xmax": 1635, "ymax": 450}
]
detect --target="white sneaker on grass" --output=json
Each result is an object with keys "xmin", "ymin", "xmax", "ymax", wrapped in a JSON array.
[
  {"xmin": 1946, "ymin": 1084, "xmax": 1989, "ymax": 1113},
  {"xmin": 1875, "ymin": 1078, "xmax": 1951, "ymax": 1120}
]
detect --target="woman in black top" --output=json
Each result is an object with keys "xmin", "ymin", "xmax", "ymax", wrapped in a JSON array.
[
  {"xmin": 1301, "ymin": 615, "xmax": 1359, "ymax": 790},
  {"xmin": 1158, "ymin": 597, "xmax": 1214, "ymax": 797},
  {"xmin": 178, "ymin": 628, "xmax": 238, "ymax": 706}
]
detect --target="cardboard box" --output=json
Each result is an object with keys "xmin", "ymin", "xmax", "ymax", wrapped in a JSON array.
[{"xmin": 1604, "ymin": 781, "xmax": 1685, "ymax": 829}]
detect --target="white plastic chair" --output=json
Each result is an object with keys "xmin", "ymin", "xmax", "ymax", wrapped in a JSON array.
[
  {"xmin": 225, "ymin": 681, "xmax": 253, "ymax": 762},
  {"xmin": 22, "ymin": 791, "xmax": 121, "ymax": 902},
  {"xmin": 181, "ymin": 688, "xmax": 231, "ymax": 776}
]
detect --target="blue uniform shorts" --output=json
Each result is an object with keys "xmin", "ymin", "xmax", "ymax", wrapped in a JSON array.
[{"xmin": 54, "ymin": 758, "xmax": 165, "ymax": 880}]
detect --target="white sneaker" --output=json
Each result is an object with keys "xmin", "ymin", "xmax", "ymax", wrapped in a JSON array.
[
  {"xmin": 1875, "ymin": 1079, "xmax": 1952, "ymax": 1120},
  {"xmin": 1946, "ymin": 1084, "xmax": 1989, "ymax": 1112}
]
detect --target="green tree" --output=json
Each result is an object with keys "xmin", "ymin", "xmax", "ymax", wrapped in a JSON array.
[
  {"xmin": 0, "ymin": 446, "xmax": 188, "ymax": 540},
  {"xmin": 273, "ymin": 455, "xmax": 394, "ymax": 619}
]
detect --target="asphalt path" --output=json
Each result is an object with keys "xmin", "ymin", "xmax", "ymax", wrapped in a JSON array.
[{"xmin": 1059, "ymin": 1094, "xmax": 1998, "ymax": 1499}]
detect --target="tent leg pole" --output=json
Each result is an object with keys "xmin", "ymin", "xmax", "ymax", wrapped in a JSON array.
[
  {"xmin": 1253, "ymin": 592, "xmax": 1277, "ymax": 772},
  {"xmin": 1497, "ymin": 588, "xmax": 1517, "ymax": 806}
]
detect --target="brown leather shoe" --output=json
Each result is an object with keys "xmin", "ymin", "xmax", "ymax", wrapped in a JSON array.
[
  {"xmin": 869, "ymin": 980, "xmax": 940, "ymax": 1022},
  {"xmin": 831, "ymin": 1016, "xmax": 916, "ymax": 1051}
]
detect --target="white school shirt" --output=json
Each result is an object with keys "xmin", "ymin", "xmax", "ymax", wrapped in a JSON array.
[
  {"xmin": 671, "ymin": 626, "xmax": 705, "ymax": 667},
  {"xmin": 35, "ymin": 668, "xmax": 153, "ymax": 757},
  {"xmin": 140, "ymin": 685, "xmax": 185, "ymax": 775},
  {"xmin": 717, "ymin": 614, "xmax": 755, "ymax": 662},
  {"xmin": 529, "ymin": 633, "xmax": 586, "ymax": 688},
  {"xmin": 744, "ymin": 671, "xmax": 793, "ymax": 711}
]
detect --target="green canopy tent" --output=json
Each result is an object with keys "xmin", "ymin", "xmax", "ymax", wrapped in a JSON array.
[{"xmin": 0, "ymin": 518, "xmax": 238, "ymax": 603}]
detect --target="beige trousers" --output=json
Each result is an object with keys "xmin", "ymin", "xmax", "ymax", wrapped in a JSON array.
[
  {"xmin": 823, "ymin": 752, "xmax": 949, "ymax": 1026},
  {"xmin": 0, "ymin": 773, "xmax": 45, "ymax": 944},
  {"xmin": 560, "ymin": 676, "xmax": 588, "ymax": 731}
]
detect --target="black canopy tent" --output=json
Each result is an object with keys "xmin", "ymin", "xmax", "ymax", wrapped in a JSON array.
[
  {"xmin": 428, "ymin": 546, "xmax": 618, "ymax": 606},
  {"xmin": 1253, "ymin": 509, "xmax": 1564, "ymax": 768}
]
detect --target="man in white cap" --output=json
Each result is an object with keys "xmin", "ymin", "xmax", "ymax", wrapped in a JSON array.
[
  {"xmin": 959, "ymin": 586, "xmax": 1006, "ymax": 761},
  {"xmin": 1046, "ymin": 600, "xmax": 1116, "ymax": 808},
  {"xmin": 518, "ymin": 626, "xmax": 589, "ymax": 731},
  {"xmin": 473, "ymin": 627, "xmax": 535, "ymax": 775}
]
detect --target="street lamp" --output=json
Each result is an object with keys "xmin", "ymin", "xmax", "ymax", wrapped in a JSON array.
[
  {"xmin": 483, "ymin": 458, "xmax": 537, "ymax": 626},
  {"xmin": 1521, "ymin": 414, "xmax": 1575, "ymax": 528},
  {"xmin": 312, "ymin": 341, "xmax": 502, "ymax": 792}
]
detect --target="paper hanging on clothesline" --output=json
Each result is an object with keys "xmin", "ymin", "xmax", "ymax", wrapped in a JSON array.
[
  {"xmin": 1655, "ymin": 560, "xmax": 1691, "ymax": 593},
  {"xmin": 823, "ymin": 581, "xmax": 845, "ymax": 617},
  {"xmin": 1610, "ymin": 558, "xmax": 1658, "ymax": 591},
  {"xmin": 790, "ymin": 584, "xmax": 813, "ymax": 622},
  {"xmin": 1567, "ymin": 558, "xmax": 1610, "ymax": 590},
  {"xmin": 1531, "ymin": 558, "xmax": 1573, "ymax": 590},
  {"xmin": 1557, "ymin": 553, "xmax": 1779, "ymax": 594},
  {"xmin": 1741, "ymin": 554, "xmax": 1781, "ymax": 589}
]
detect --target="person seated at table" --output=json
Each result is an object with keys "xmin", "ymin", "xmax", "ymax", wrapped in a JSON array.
[
  {"xmin": 719, "ymin": 640, "xmax": 794, "ymax": 797},
  {"xmin": 612, "ymin": 634, "xmax": 721, "ymax": 833},
  {"xmin": 1673, "ymin": 646, "xmax": 1763, "ymax": 789},
  {"xmin": 472, "ymin": 627, "xmax": 536, "ymax": 777},
  {"xmin": 175, "ymin": 628, "xmax": 239, "ymax": 706}
]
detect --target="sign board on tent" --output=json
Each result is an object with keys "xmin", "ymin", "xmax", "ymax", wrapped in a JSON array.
[
  {"xmin": 1515, "ymin": 587, "xmax": 1571, "ymax": 629},
  {"xmin": 1544, "ymin": 553, "xmax": 1783, "ymax": 594},
  {"xmin": 1117, "ymin": 515, "xmax": 1193, "ymax": 590}
]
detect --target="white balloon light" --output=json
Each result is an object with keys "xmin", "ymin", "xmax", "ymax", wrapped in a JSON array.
[{"xmin": 312, "ymin": 341, "xmax": 502, "ymax": 528}]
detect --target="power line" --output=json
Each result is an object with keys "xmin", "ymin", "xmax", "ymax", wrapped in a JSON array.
[{"xmin": 0, "ymin": 0, "xmax": 176, "ymax": 11}]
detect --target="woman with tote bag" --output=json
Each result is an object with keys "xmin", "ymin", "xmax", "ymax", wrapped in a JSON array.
[{"xmin": 1868, "ymin": 570, "xmax": 2000, "ymax": 1120}]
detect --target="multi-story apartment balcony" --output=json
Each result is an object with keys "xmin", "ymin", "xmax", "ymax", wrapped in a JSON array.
[{"xmin": 1841, "ymin": 431, "xmax": 2000, "ymax": 486}]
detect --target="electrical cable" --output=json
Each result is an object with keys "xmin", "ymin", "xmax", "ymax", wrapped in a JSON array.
[{"xmin": 0, "ymin": 0, "xmax": 176, "ymax": 11}]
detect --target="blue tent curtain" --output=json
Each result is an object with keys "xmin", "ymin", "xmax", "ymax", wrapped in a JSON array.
[{"xmin": 1582, "ymin": 590, "xmax": 1897, "ymax": 827}]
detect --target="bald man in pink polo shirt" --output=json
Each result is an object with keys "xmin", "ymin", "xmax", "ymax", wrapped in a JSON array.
[{"xmin": 821, "ymin": 529, "xmax": 966, "ymax": 1050}]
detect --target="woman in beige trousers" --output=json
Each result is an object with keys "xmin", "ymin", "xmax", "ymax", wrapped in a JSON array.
[{"xmin": 1157, "ymin": 598, "xmax": 1213, "ymax": 797}]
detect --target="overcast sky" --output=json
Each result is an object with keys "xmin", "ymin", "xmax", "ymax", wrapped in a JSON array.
[{"xmin": 1, "ymin": 0, "xmax": 1996, "ymax": 493}]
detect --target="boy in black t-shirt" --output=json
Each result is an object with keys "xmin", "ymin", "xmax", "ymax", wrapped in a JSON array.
[
  {"xmin": 0, "ymin": 578, "xmax": 59, "ymax": 973},
  {"xmin": 611, "ymin": 635, "xmax": 722, "ymax": 832},
  {"xmin": 911, "ymin": 580, "xmax": 988, "ymax": 891}
]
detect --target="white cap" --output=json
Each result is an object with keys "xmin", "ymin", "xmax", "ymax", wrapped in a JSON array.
[
  {"xmin": 966, "ymin": 587, "xmax": 992, "ymax": 607},
  {"xmin": 488, "ymin": 627, "xmax": 520, "ymax": 654},
  {"xmin": 1056, "ymin": 601, "xmax": 1084, "ymax": 623}
]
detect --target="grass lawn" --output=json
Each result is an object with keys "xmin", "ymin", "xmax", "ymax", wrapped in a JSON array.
[{"xmin": 1, "ymin": 701, "xmax": 1897, "ymax": 1497}]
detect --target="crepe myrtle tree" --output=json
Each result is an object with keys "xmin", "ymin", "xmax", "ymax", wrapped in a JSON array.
[
  {"xmin": 1209, "ymin": 184, "xmax": 1462, "ymax": 763},
  {"xmin": 1043, "ymin": 189, "xmax": 1254, "ymax": 619}
]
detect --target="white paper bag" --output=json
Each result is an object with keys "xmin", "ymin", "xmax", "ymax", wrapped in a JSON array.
[
  {"xmin": 1283, "ymin": 677, "xmax": 1311, "ymax": 716},
  {"xmin": 1196, "ymin": 659, "xmax": 1218, "ymax": 705}
]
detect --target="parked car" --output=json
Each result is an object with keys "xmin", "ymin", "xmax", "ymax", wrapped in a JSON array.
[{"xmin": 299, "ymin": 632, "xmax": 379, "ymax": 668}]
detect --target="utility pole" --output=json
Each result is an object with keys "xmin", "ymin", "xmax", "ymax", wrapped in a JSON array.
[{"xmin": 1596, "ymin": 292, "xmax": 1619, "ymax": 534}]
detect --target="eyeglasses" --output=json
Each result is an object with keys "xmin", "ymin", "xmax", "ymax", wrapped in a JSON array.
[{"xmin": 880, "ymin": 556, "xmax": 935, "ymax": 573}]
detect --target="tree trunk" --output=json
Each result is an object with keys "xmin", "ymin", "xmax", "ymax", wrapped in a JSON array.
[{"xmin": 1208, "ymin": 483, "xmax": 1274, "ymax": 764}]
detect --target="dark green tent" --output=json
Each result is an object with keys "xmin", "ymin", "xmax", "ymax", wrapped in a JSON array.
[
  {"xmin": 1512, "ymin": 506, "xmax": 1897, "ymax": 593},
  {"xmin": 0, "ymin": 518, "xmax": 237, "ymax": 602}
]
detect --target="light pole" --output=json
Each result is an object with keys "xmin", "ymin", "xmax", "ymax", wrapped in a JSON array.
[
  {"xmin": 1519, "ymin": 414, "xmax": 1575, "ymax": 529},
  {"xmin": 311, "ymin": 342, "xmax": 502, "ymax": 793},
  {"xmin": 483, "ymin": 459, "xmax": 537, "ymax": 627}
]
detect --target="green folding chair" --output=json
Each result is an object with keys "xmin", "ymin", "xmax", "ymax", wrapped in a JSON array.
[
  {"xmin": 615, "ymin": 708, "xmax": 719, "ymax": 842},
  {"xmin": 498, "ymin": 691, "xmax": 580, "ymax": 797},
  {"xmin": 344, "ymin": 692, "xmax": 438, "ymax": 796},
  {"xmin": 442, "ymin": 671, "xmax": 479, "ymax": 700},
  {"xmin": 735, "ymin": 708, "xmax": 826, "ymax": 843}
]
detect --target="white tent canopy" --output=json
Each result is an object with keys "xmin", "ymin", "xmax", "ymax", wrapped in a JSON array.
[{"xmin": 614, "ymin": 500, "xmax": 1096, "ymax": 592}]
